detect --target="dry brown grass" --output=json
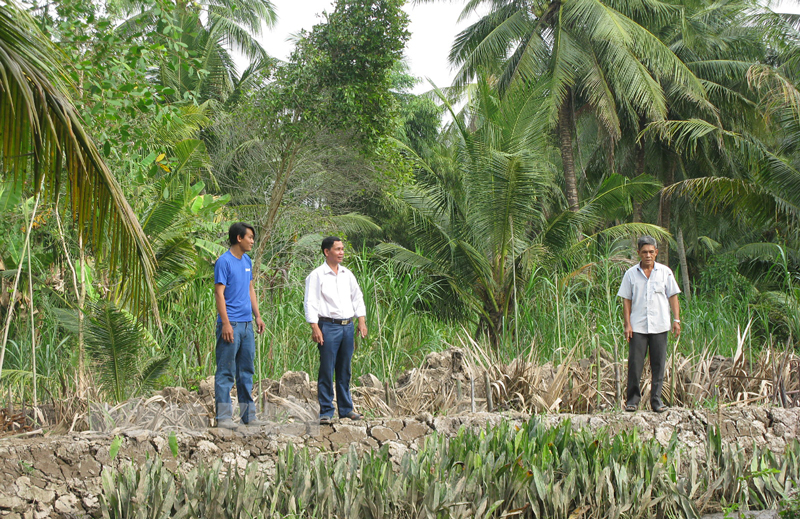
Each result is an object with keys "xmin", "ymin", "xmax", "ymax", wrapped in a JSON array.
[
  {"xmin": 9, "ymin": 331, "xmax": 797, "ymax": 434},
  {"xmin": 360, "ymin": 331, "xmax": 800, "ymax": 417}
]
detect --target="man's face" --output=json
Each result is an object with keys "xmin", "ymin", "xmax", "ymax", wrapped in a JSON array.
[
  {"xmin": 638, "ymin": 244, "xmax": 657, "ymax": 267},
  {"xmin": 324, "ymin": 241, "xmax": 345, "ymax": 265},
  {"xmin": 238, "ymin": 229, "xmax": 255, "ymax": 252}
]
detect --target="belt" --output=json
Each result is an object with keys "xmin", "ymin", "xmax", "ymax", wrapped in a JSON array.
[{"xmin": 318, "ymin": 317, "xmax": 352, "ymax": 325}]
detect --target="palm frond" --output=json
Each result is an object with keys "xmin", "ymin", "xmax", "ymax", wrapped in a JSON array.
[
  {"xmin": 173, "ymin": 139, "xmax": 212, "ymax": 180},
  {"xmin": 0, "ymin": 0, "xmax": 158, "ymax": 322},
  {"xmin": 374, "ymin": 242, "xmax": 444, "ymax": 275},
  {"xmin": 138, "ymin": 355, "xmax": 170, "ymax": 394},
  {"xmin": 57, "ymin": 301, "xmax": 157, "ymax": 403},
  {"xmin": 326, "ymin": 213, "xmax": 382, "ymax": 236}
]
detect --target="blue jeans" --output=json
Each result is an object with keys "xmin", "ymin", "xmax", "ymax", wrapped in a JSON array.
[
  {"xmin": 317, "ymin": 321, "xmax": 355, "ymax": 418},
  {"xmin": 215, "ymin": 321, "xmax": 256, "ymax": 422}
]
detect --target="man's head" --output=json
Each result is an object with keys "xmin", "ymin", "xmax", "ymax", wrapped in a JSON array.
[
  {"xmin": 637, "ymin": 235, "xmax": 658, "ymax": 267},
  {"xmin": 228, "ymin": 222, "xmax": 255, "ymax": 251},
  {"xmin": 321, "ymin": 236, "xmax": 344, "ymax": 266}
]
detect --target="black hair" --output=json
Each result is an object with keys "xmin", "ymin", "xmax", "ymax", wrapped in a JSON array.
[
  {"xmin": 321, "ymin": 236, "xmax": 342, "ymax": 254},
  {"xmin": 637, "ymin": 235, "xmax": 658, "ymax": 250},
  {"xmin": 228, "ymin": 222, "xmax": 255, "ymax": 247}
]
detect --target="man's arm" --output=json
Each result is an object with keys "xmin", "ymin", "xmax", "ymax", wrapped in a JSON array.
[
  {"xmin": 304, "ymin": 272, "xmax": 324, "ymax": 345},
  {"xmin": 214, "ymin": 283, "xmax": 234, "ymax": 343},
  {"xmin": 622, "ymin": 298, "xmax": 633, "ymax": 341},
  {"xmin": 669, "ymin": 294, "xmax": 681, "ymax": 336},
  {"xmin": 250, "ymin": 280, "xmax": 265, "ymax": 334},
  {"xmin": 351, "ymin": 273, "xmax": 367, "ymax": 339}
]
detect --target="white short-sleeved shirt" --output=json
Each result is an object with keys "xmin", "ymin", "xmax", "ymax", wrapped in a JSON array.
[
  {"xmin": 617, "ymin": 261, "xmax": 681, "ymax": 334},
  {"xmin": 304, "ymin": 262, "xmax": 366, "ymax": 324}
]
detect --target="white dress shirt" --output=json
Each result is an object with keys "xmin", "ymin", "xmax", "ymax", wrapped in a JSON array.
[
  {"xmin": 304, "ymin": 262, "xmax": 366, "ymax": 324},
  {"xmin": 617, "ymin": 261, "xmax": 681, "ymax": 334}
]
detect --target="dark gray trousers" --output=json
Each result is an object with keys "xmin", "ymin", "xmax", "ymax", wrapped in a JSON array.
[{"xmin": 626, "ymin": 331, "xmax": 668, "ymax": 409}]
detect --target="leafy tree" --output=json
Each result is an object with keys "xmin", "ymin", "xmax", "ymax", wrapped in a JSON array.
[
  {"xmin": 207, "ymin": 0, "xmax": 410, "ymax": 268},
  {"xmin": 273, "ymin": 0, "xmax": 410, "ymax": 152},
  {"xmin": 392, "ymin": 63, "xmax": 443, "ymax": 158}
]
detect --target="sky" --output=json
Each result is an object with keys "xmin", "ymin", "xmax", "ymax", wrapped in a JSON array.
[{"xmin": 251, "ymin": 0, "xmax": 800, "ymax": 96}]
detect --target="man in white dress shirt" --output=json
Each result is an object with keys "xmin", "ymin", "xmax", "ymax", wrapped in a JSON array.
[
  {"xmin": 304, "ymin": 236, "xmax": 368, "ymax": 424},
  {"xmin": 617, "ymin": 236, "xmax": 681, "ymax": 413}
]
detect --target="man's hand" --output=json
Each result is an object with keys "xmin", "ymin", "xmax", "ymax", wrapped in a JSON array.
[
  {"xmin": 624, "ymin": 323, "xmax": 633, "ymax": 342},
  {"xmin": 357, "ymin": 316, "xmax": 367, "ymax": 340},
  {"xmin": 622, "ymin": 298, "xmax": 633, "ymax": 342},
  {"xmin": 671, "ymin": 320, "xmax": 681, "ymax": 337},
  {"xmin": 311, "ymin": 323, "xmax": 323, "ymax": 345},
  {"xmin": 255, "ymin": 316, "xmax": 265, "ymax": 334},
  {"xmin": 221, "ymin": 322, "xmax": 234, "ymax": 343}
]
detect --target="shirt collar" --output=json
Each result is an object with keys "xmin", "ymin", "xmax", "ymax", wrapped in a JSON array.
[
  {"xmin": 321, "ymin": 262, "xmax": 347, "ymax": 275},
  {"xmin": 637, "ymin": 261, "xmax": 660, "ymax": 272}
]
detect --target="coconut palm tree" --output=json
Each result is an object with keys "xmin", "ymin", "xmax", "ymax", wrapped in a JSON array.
[
  {"xmin": 613, "ymin": 0, "xmax": 766, "ymax": 257},
  {"xmin": 0, "ymin": 1, "xmax": 160, "ymax": 387},
  {"xmin": 642, "ymin": 6, "xmax": 800, "ymax": 301},
  {"xmin": 378, "ymin": 78, "xmax": 667, "ymax": 343},
  {"xmin": 438, "ymin": 0, "xmax": 709, "ymax": 212},
  {"xmin": 111, "ymin": 0, "xmax": 276, "ymax": 103}
]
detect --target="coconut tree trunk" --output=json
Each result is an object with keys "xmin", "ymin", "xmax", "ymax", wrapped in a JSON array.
[
  {"xmin": 633, "ymin": 120, "xmax": 646, "ymax": 223},
  {"xmin": 558, "ymin": 93, "xmax": 579, "ymax": 212},
  {"xmin": 658, "ymin": 160, "xmax": 675, "ymax": 266},
  {"xmin": 677, "ymin": 228, "xmax": 691, "ymax": 301},
  {"xmin": 27, "ymin": 233, "xmax": 36, "ymax": 407}
]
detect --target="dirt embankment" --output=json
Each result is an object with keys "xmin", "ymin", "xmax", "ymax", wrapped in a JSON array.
[{"xmin": 1, "ymin": 406, "xmax": 798, "ymax": 518}]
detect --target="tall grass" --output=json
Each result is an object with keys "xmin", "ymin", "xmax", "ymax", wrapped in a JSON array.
[{"xmin": 1, "ymin": 247, "xmax": 790, "ymax": 411}]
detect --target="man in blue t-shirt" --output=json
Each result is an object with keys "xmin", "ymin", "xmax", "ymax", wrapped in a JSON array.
[{"xmin": 213, "ymin": 222, "xmax": 265, "ymax": 429}]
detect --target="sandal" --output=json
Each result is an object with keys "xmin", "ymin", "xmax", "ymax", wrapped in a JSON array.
[
  {"xmin": 342, "ymin": 411, "xmax": 363, "ymax": 420},
  {"xmin": 319, "ymin": 416, "xmax": 333, "ymax": 425},
  {"xmin": 653, "ymin": 405, "xmax": 670, "ymax": 414},
  {"xmin": 625, "ymin": 405, "xmax": 637, "ymax": 412}
]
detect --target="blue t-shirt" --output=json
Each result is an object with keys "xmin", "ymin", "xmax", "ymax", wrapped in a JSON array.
[{"xmin": 214, "ymin": 250, "xmax": 253, "ymax": 322}]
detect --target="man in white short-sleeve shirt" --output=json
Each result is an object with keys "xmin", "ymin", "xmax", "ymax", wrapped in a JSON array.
[{"xmin": 617, "ymin": 236, "xmax": 681, "ymax": 413}]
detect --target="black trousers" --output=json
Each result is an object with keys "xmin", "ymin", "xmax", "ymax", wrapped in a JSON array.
[{"xmin": 626, "ymin": 331, "xmax": 668, "ymax": 409}]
